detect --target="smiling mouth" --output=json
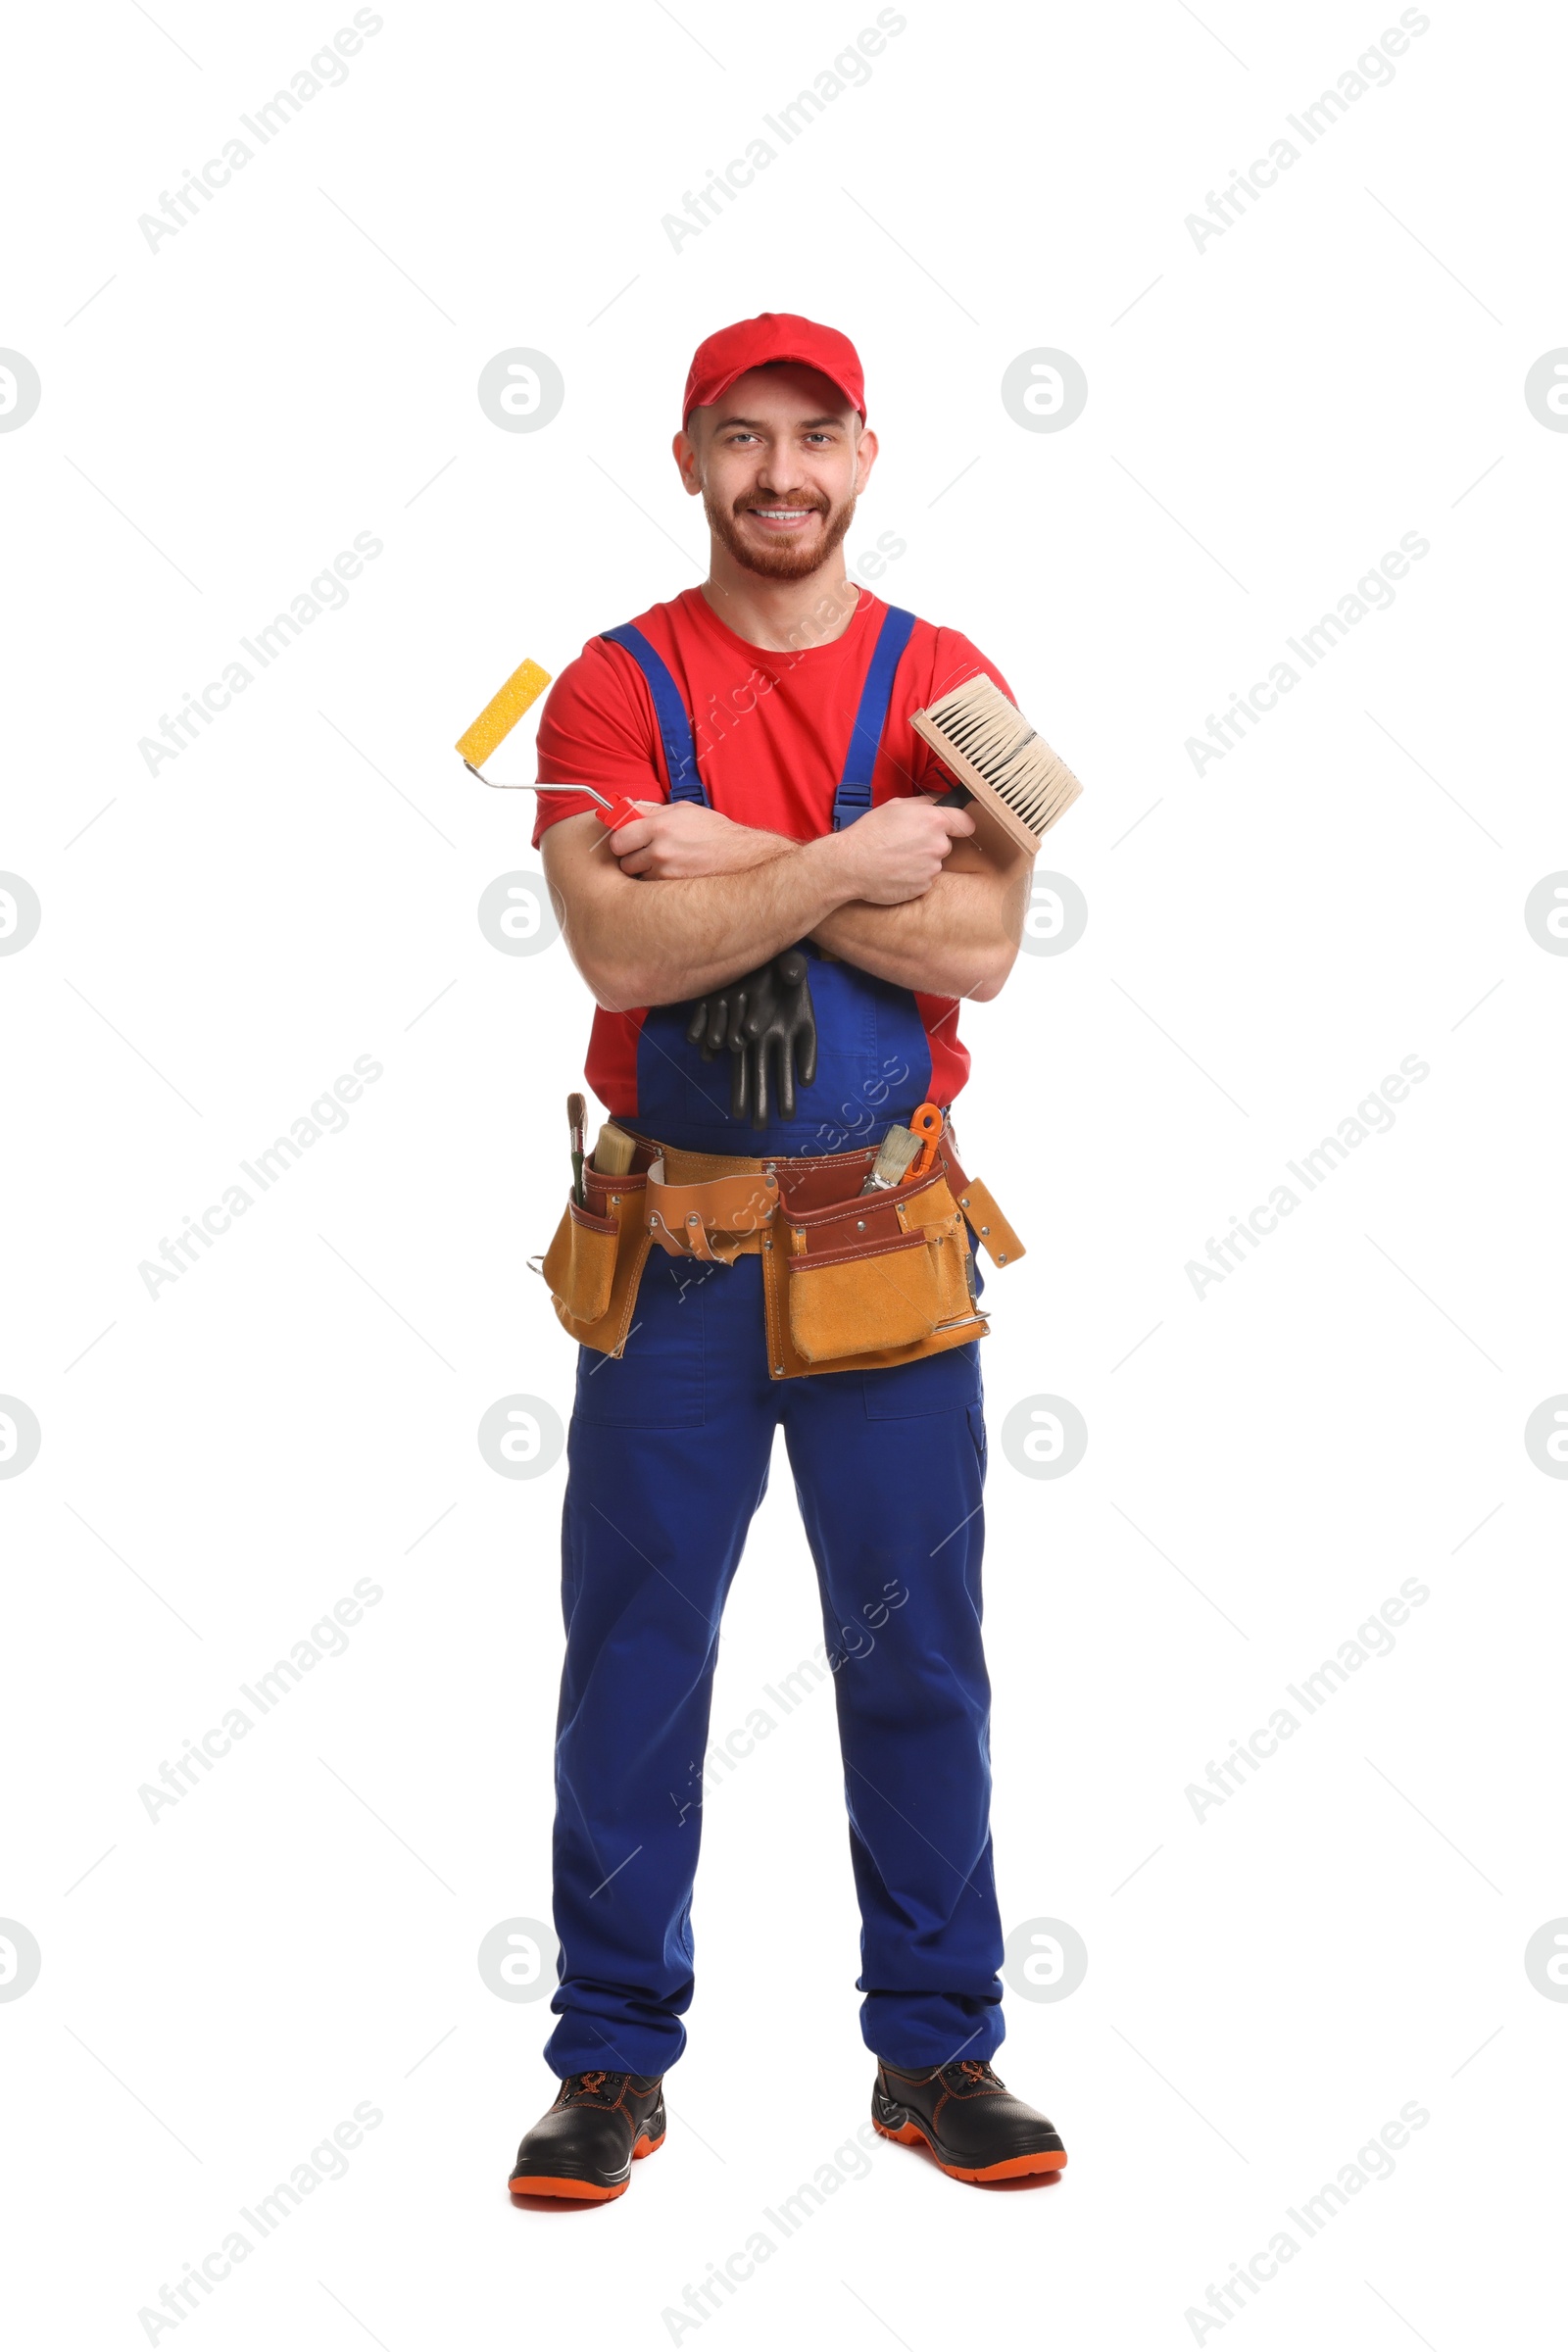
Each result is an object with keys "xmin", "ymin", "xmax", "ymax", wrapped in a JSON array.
[{"xmin": 744, "ymin": 506, "xmax": 820, "ymax": 527}]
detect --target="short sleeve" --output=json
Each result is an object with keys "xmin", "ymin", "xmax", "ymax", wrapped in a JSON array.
[{"xmin": 530, "ymin": 636, "xmax": 668, "ymax": 848}]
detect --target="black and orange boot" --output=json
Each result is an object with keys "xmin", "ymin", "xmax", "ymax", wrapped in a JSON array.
[
  {"xmin": 871, "ymin": 2057, "xmax": 1066, "ymax": 2183},
  {"xmin": 508, "ymin": 2070, "xmax": 666, "ymax": 2202}
]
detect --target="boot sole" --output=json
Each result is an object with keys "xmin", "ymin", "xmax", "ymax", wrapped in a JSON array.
[
  {"xmin": 509, "ymin": 2128, "xmax": 664, "ymax": 2201},
  {"xmin": 872, "ymin": 2112, "xmax": 1066, "ymax": 2183}
]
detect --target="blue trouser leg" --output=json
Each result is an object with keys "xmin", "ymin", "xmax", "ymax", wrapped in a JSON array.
[
  {"xmin": 782, "ymin": 1346, "xmax": 1004, "ymax": 2070},
  {"xmin": 544, "ymin": 1252, "xmax": 775, "ymax": 2078},
  {"xmin": 543, "ymin": 1250, "xmax": 1004, "ymax": 2077}
]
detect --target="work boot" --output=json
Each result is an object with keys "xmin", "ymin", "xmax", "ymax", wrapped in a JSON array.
[
  {"xmin": 508, "ymin": 2069, "xmax": 666, "ymax": 2201},
  {"xmin": 871, "ymin": 2057, "xmax": 1066, "ymax": 2183}
]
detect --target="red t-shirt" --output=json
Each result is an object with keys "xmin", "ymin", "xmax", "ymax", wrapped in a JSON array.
[{"xmin": 531, "ymin": 583, "xmax": 1012, "ymax": 1117}]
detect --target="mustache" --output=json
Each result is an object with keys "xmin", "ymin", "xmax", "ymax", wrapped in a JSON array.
[{"xmin": 734, "ymin": 492, "xmax": 827, "ymax": 514}]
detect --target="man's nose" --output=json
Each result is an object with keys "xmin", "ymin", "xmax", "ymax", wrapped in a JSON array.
[{"xmin": 752, "ymin": 466, "xmax": 814, "ymax": 502}]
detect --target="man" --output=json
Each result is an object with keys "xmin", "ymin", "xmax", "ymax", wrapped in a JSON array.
[{"xmin": 508, "ymin": 313, "xmax": 1067, "ymax": 2201}]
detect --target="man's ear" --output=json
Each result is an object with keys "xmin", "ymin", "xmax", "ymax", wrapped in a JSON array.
[
  {"xmin": 854, "ymin": 425, "xmax": 879, "ymax": 493},
  {"xmin": 672, "ymin": 426, "xmax": 703, "ymax": 497}
]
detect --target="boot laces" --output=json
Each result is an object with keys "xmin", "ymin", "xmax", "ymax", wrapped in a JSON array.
[
  {"xmin": 559, "ymin": 2069, "xmax": 624, "ymax": 2105},
  {"xmin": 942, "ymin": 2058, "xmax": 1004, "ymax": 2091}
]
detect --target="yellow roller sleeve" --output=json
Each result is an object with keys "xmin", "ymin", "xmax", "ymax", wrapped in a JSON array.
[{"xmin": 456, "ymin": 659, "xmax": 552, "ymax": 765}]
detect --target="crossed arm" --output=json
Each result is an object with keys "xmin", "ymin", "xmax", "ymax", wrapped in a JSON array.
[{"xmin": 539, "ymin": 796, "xmax": 1033, "ymax": 1013}]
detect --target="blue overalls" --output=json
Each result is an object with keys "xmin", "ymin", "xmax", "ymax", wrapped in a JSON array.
[
  {"xmin": 603, "ymin": 605, "xmax": 935, "ymax": 1161},
  {"xmin": 544, "ymin": 607, "xmax": 1005, "ymax": 2078}
]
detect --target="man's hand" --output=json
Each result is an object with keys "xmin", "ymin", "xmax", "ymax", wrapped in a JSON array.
[
  {"xmin": 826, "ymin": 795, "xmax": 975, "ymax": 905},
  {"xmin": 610, "ymin": 801, "xmax": 791, "ymax": 879}
]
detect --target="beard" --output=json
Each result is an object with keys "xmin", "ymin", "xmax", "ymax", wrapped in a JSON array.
[{"xmin": 703, "ymin": 483, "xmax": 858, "ymax": 581}]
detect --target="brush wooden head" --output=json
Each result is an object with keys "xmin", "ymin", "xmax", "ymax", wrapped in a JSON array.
[{"xmin": 910, "ymin": 673, "xmax": 1082, "ymax": 860}]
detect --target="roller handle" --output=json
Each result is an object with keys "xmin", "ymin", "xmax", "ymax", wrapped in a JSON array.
[
  {"xmin": 596, "ymin": 796, "xmax": 654, "ymax": 834},
  {"xmin": 461, "ymin": 766, "xmax": 650, "ymax": 838}
]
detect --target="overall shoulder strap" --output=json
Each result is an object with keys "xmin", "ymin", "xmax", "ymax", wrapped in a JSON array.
[
  {"xmin": 832, "ymin": 604, "xmax": 917, "ymax": 830},
  {"xmin": 600, "ymin": 622, "xmax": 709, "ymax": 806}
]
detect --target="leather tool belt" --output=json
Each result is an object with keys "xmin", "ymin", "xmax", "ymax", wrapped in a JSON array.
[{"xmin": 537, "ymin": 1126, "xmax": 1024, "ymax": 1382}]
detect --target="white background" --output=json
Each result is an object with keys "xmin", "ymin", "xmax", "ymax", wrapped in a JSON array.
[{"xmin": 4, "ymin": 0, "xmax": 1565, "ymax": 2344}]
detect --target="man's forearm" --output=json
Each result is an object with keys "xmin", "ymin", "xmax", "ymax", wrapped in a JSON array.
[
  {"xmin": 576, "ymin": 835, "xmax": 856, "ymax": 1006},
  {"xmin": 660, "ymin": 815, "xmax": 1032, "ymax": 1002},
  {"xmin": 810, "ymin": 860, "xmax": 1031, "ymax": 1001},
  {"xmin": 550, "ymin": 798, "xmax": 990, "ymax": 1010}
]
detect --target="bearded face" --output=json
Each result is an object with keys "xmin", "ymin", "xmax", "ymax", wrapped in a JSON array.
[
  {"xmin": 685, "ymin": 364, "xmax": 869, "ymax": 584},
  {"xmin": 701, "ymin": 472, "xmax": 859, "ymax": 582}
]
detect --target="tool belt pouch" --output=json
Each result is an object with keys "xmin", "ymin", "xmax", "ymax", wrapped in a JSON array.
[
  {"xmin": 782, "ymin": 1167, "xmax": 978, "ymax": 1365},
  {"xmin": 644, "ymin": 1159, "xmax": 779, "ymax": 1264},
  {"xmin": 537, "ymin": 1168, "xmax": 652, "ymax": 1355}
]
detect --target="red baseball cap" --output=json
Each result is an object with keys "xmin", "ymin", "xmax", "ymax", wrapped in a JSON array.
[{"xmin": 682, "ymin": 313, "xmax": 866, "ymax": 428}]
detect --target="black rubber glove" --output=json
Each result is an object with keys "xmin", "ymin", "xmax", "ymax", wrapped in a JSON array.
[{"xmin": 684, "ymin": 951, "xmax": 817, "ymax": 1127}]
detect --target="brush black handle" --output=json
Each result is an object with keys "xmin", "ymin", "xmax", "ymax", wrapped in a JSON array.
[{"xmin": 935, "ymin": 784, "xmax": 973, "ymax": 808}]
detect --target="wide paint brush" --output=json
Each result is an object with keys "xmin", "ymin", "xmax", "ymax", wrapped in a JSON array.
[{"xmin": 910, "ymin": 673, "xmax": 1083, "ymax": 863}]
